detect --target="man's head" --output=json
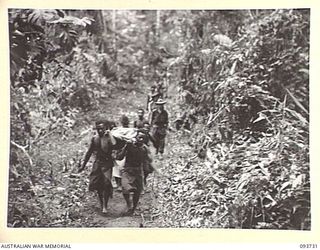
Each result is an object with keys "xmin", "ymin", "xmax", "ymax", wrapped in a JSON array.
[
  {"xmin": 150, "ymin": 85, "xmax": 156, "ymax": 93},
  {"xmin": 157, "ymin": 103, "xmax": 164, "ymax": 111},
  {"xmin": 143, "ymin": 122, "xmax": 150, "ymax": 132},
  {"xmin": 155, "ymin": 98, "xmax": 166, "ymax": 111},
  {"xmin": 120, "ymin": 115, "xmax": 130, "ymax": 128},
  {"xmin": 137, "ymin": 108, "xmax": 144, "ymax": 119},
  {"xmin": 135, "ymin": 132, "xmax": 148, "ymax": 146},
  {"xmin": 109, "ymin": 121, "xmax": 116, "ymax": 130},
  {"xmin": 95, "ymin": 120, "xmax": 107, "ymax": 137}
]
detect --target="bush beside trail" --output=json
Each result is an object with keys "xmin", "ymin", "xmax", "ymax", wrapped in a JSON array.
[{"xmin": 7, "ymin": 9, "xmax": 310, "ymax": 229}]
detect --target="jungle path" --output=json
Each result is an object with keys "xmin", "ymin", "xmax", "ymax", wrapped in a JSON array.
[
  {"xmin": 7, "ymin": 9, "xmax": 311, "ymax": 231},
  {"xmin": 8, "ymin": 81, "xmax": 192, "ymax": 228},
  {"xmin": 61, "ymin": 84, "xmax": 182, "ymax": 228}
]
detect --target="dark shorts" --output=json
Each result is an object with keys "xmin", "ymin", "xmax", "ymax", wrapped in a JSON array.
[
  {"xmin": 121, "ymin": 168, "xmax": 143, "ymax": 194},
  {"xmin": 150, "ymin": 126, "xmax": 166, "ymax": 153},
  {"xmin": 89, "ymin": 159, "xmax": 113, "ymax": 193},
  {"xmin": 151, "ymin": 126, "xmax": 166, "ymax": 140}
]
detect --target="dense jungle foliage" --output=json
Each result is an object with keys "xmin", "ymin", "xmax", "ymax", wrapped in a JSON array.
[{"xmin": 8, "ymin": 9, "xmax": 309, "ymax": 229}]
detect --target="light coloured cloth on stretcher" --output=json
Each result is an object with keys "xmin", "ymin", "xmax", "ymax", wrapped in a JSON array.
[{"xmin": 110, "ymin": 127, "xmax": 138, "ymax": 142}]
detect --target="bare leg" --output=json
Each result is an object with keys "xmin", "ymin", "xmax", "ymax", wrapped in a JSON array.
[
  {"xmin": 115, "ymin": 177, "xmax": 122, "ymax": 191},
  {"xmin": 153, "ymin": 137, "xmax": 159, "ymax": 154},
  {"xmin": 159, "ymin": 137, "xmax": 165, "ymax": 155},
  {"xmin": 123, "ymin": 193, "xmax": 133, "ymax": 214},
  {"xmin": 97, "ymin": 190, "xmax": 103, "ymax": 210},
  {"xmin": 132, "ymin": 191, "xmax": 141, "ymax": 213},
  {"xmin": 102, "ymin": 190, "xmax": 109, "ymax": 214}
]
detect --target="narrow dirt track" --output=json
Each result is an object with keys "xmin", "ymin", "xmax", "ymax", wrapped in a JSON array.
[
  {"xmin": 77, "ymin": 162, "xmax": 159, "ymax": 228},
  {"xmin": 64, "ymin": 85, "xmax": 171, "ymax": 228},
  {"xmin": 8, "ymin": 83, "xmax": 184, "ymax": 228}
]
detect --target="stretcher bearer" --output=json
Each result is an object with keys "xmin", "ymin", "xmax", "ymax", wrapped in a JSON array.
[
  {"xmin": 78, "ymin": 120, "xmax": 116, "ymax": 214},
  {"xmin": 133, "ymin": 108, "xmax": 149, "ymax": 129},
  {"xmin": 116, "ymin": 132, "xmax": 149, "ymax": 215},
  {"xmin": 112, "ymin": 115, "xmax": 130, "ymax": 191}
]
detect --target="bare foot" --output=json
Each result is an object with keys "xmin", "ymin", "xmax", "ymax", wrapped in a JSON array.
[{"xmin": 122, "ymin": 208, "xmax": 134, "ymax": 216}]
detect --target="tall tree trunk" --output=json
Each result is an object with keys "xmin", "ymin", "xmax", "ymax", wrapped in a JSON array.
[
  {"xmin": 90, "ymin": 10, "xmax": 108, "ymax": 53},
  {"xmin": 156, "ymin": 10, "xmax": 161, "ymax": 41},
  {"xmin": 112, "ymin": 10, "xmax": 117, "ymax": 60}
]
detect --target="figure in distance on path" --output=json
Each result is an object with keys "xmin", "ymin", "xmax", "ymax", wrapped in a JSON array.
[
  {"xmin": 146, "ymin": 85, "xmax": 162, "ymax": 118},
  {"xmin": 133, "ymin": 108, "xmax": 149, "ymax": 129},
  {"xmin": 78, "ymin": 120, "xmax": 116, "ymax": 214},
  {"xmin": 150, "ymin": 98, "xmax": 169, "ymax": 157}
]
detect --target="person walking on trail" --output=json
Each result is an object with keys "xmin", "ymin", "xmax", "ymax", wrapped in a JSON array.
[
  {"xmin": 150, "ymin": 98, "xmax": 169, "ymax": 157},
  {"xmin": 141, "ymin": 138, "xmax": 154, "ymax": 191},
  {"xmin": 135, "ymin": 122, "xmax": 156, "ymax": 186},
  {"xmin": 120, "ymin": 114, "xmax": 130, "ymax": 128},
  {"xmin": 134, "ymin": 124, "xmax": 154, "ymax": 193},
  {"xmin": 113, "ymin": 114, "xmax": 130, "ymax": 191},
  {"xmin": 133, "ymin": 108, "xmax": 149, "ymax": 129},
  {"xmin": 116, "ymin": 132, "xmax": 149, "ymax": 216},
  {"xmin": 146, "ymin": 85, "xmax": 162, "ymax": 115},
  {"xmin": 78, "ymin": 120, "xmax": 116, "ymax": 214}
]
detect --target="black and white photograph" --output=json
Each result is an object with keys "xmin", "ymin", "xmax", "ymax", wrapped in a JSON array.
[{"xmin": 6, "ymin": 8, "xmax": 311, "ymax": 230}]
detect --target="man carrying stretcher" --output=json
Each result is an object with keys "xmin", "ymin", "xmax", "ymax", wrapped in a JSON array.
[
  {"xmin": 79, "ymin": 122, "xmax": 153, "ymax": 215},
  {"xmin": 114, "ymin": 132, "xmax": 150, "ymax": 215}
]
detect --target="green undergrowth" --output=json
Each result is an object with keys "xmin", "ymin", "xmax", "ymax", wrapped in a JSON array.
[
  {"xmin": 8, "ymin": 84, "xmax": 149, "ymax": 227},
  {"xmin": 152, "ymin": 126, "xmax": 310, "ymax": 229}
]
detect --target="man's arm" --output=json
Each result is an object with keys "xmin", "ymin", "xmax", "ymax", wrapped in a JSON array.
[
  {"xmin": 78, "ymin": 138, "xmax": 94, "ymax": 172},
  {"xmin": 164, "ymin": 110, "xmax": 169, "ymax": 128},
  {"xmin": 150, "ymin": 110, "xmax": 155, "ymax": 125},
  {"xmin": 116, "ymin": 143, "xmax": 128, "ymax": 160},
  {"xmin": 106, "ymin": 130, "xmax": 116, "ymax": 146},
  {"xmin": 142, "ymin": 146, "xmax": 154, "ymax": 176},
  {"xmin": 146, "ymin": 95, "xmax": 151, "ymax": 111}
]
